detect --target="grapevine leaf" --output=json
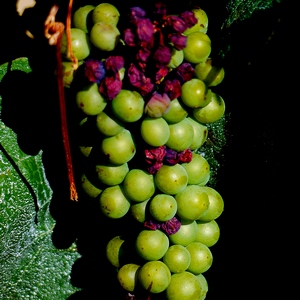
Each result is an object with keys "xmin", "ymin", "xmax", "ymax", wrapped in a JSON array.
[
  {"xmin": 0, "ymin": 58, "xmax": 80, "ymax": 299},
  {"xmin": 224, "ymin": 0, "xmax": 283, "ymax": 27},
  {"xmin": 197, "ymin": 114, "xmax": 231, "ymax": 188}
]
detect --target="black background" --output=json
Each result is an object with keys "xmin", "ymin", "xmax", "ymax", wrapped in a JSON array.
[{"xmin": 0, "ymin": 0, "xmax": 296, "ymax": 299}]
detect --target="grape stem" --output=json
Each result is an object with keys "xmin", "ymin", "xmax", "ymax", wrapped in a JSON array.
[
  {"xmin": 44, "ymin": 4, "xmax": 78, "ymax": 201},
  {"xmin": 66, "ymin": 0, "xmax": 78, "ymax": 69}
]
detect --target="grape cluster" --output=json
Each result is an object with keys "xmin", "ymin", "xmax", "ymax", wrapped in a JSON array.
[{"xmin": 62, "ymin": 2, "xmax": 226, "ymax": 299}]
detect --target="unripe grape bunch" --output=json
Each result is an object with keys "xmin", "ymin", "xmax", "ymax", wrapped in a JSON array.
[{"xmin": 61, "ymin": 1, "xmax": 226, "ymax": 299}]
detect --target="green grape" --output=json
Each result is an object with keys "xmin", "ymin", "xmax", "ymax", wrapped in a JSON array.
[
  {"xmin": 175, "ymin": 185, "xmax": 210, "ymax": 221},
  {"xmin": 187, "ymin": 117, "xmax": 208, "ymax": 150},
  {"xmin": 194, "ymin": 60, "xmax": 212, "ymax": 81},
  {"xmin": 118, "ymin": 67, "xmax": 126, "ymax": 80},
  {"xmin": 193, "ymin": 92, "xmax": 225, "ymax": 124},
  {"xmin": 149, "ymin": 194, "xmax": 177, "ymax": 222},
  {"xmin": 78, "ymin": 116, "xmax": 94, "ymax": 157},
  {"xmin": 92, "ymin": 3, "xmax": 120, "ymax": 26},
  {"xmin": 106, "ymin": 235, "xmax": 125, "ymax": 268},
  {"xmin": 138, "ymin": 260, "xmax": 171, "ymax": 293},
  {"xmin": 111, "ymin": 89, "xmax": 144, "ymax": 122},
  {"xmin": 101, "ymin": 129, "xmax": 136, "ymax": 164},
  {"xmin": 196, "ymin": 273, "xmax": 208, "ymax": 300},
  {"xmin": 62, "ymin": 62, "xmax": 74, "ymax": 88},
  {"xmin": 154, "ymin": 164, "xmax": 188, "ymax": 195},
  {"xmin": 197, "ymin": 186, "xmax": 224, "ymax": 222},
  {"xmin": 80, "ymin": 173, "xmax": 103, "ymax": 198},
  {"xmin": 162, "ymin": 98, "xmax": 188, "ymax": 124},
  {"xmin": 79, "ymin": 116, "xmax": 88, "ymax": 126},
  {"xmin": 186, "ymin": 242, "xmax": 213, "ymax": 274},
  {"xmin": 130, "ymin": 199, "xmax": 150, "ymax": 223},
  {"xmin": 195, "ymin": 220, "xmax": 220, "ymax": 247},
  {"xmin": 166, "ymin": 271, "xmax": 202, "ymax": 300},
  {"xmin": 184, "ymin": 8, "xmax": 208, "ymax": 35},
  {"xmin": 181, "ymin": 78, "xmax": 212, "ymax": 108},
  {"xmin": 135, "ymin": 229, "xmax": 169, "ymax": 261},
  {"xmin": 99, "ymin": 185, "xmax": 131, "ymax": 219},
  {"xmin": 169, "ymin": 219, "xmax": 198, "ymax": 246},
  {"xmin": 197, "ymin": 173, "xmax": 210, "ymax": 186},
  {"xmin": 210, "ymin": 67, "xmax": 225, "ymax": 86},
  {"xmin": 95, "ymin": 162, "xmax": 129, "ymax": 186},
  {"xmin": 123, "ymin": 169, "xmax": 156, "ymax": 202},
  {"xmin": 62, "ymin": 61, "xmax": 83, "ymax": 88},
  {"xmin": 61, "ymin": 28, "xmax": 91, "ymax": 60},
  {"xmin": 117, "ymin": 263, "xmax": 140, "ymax": 292},
  {"xmin": 166, "ymin": 117, "xmax": 194, "ymax": 151},
  {"xmin": 167, "ymin": 47, "xmax": 184, "ymax": 69},
  {"xmin": 73, "ymin": 5, "xmax": 95, "ymax": 33},
  {"xmin": 195, "ymin": 58, "xmax": 225, "ymax": 87},
  {"xmin": 140, "ymin": 116, "xmax": 170, "ymax": 147},
  {"xmin": 79, "ymin": 145, "xmax": 93, "ymax": 157},
  {"xmin": 90, "ymin": 22, "xmax": 120, "ymax": 51},
  {"xmin": 181, "ymin": 152, "xmax": 210, "ymax": 185},
  {"xmin": 163, "ymin": 244, "xmax": 191, "ymax": 274},
  {"xmin": 76, "ymin": 83, "xmax": 107, "ymax": 115},
  {"xmin": 183, "ymin": 32, "xmax": 211, "ymax": 64},
  {"xmin": 96, "ymin": 111, "xmax": 125, "ymax": 136}
]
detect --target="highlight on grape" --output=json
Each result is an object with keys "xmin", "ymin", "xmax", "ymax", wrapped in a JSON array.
[{"xmin": 61, "ymin": 1, "xmax": 226, "ymax": 299}]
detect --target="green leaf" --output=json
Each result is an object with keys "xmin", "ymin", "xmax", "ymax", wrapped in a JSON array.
[
  {"xmin": 0, "ymin": 58, "xmax": 80, "ymax": 299},
  {"xmin": 196, "ymin": 114, "xmax": 231, "ymax": 188},
  {"xmin": 224, "ymin": 0, "xmax": 283, "ymax": 27}
]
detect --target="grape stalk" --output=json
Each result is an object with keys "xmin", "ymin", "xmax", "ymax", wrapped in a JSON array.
[{"xmin": 44, "ymin": 1, "xmax": 78, "ymax": 201}]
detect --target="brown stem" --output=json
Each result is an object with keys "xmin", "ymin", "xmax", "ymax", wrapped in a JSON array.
[
  {"xmin": 44, "ymin": 4, "xmax": 78, "ymax": 201},
  {"xmin": 66, "ymin": 0, "xmax": 78, "ymax": 69},
  {"xmin": 56, "ymin": 35, "xmax": 78, "ymax": 201}
]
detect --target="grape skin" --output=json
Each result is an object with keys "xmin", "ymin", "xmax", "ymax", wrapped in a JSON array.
[
  {"xmin": 90, "ymin": 22, "xmax": 120, "ymax": 51},
  {"xmin": 183, "ymin": 32, "xmax": 211, "ymax": 64},
  {"xmin": 99, "ymin": 185, "xmax": 131, "ymax": 219},
  {"xmin": 181, "ymin": 78, "xmax": 212, "ymax": 108},
  {"xmin": 138, "ymin": 261, "xmax": 171, "ymax": 294},
  {"xmin": 92, "ymin": 3, "xmax": 120, "ymax": 26},
  {"xmin": 61, "ymin": 28, "xmax": 91, "ymax": 60},
  {"xmin": 73, "ymin": 5, "xmax": 95, "ymax": 33}
]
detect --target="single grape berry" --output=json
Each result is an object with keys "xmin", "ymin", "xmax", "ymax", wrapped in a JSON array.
[
  {"xmin": 92, "ymin": 3, "xmax": 120, "ymax": 26},
  {"xmin": 73, "ymin": 5, "xmax": 95, "ymax": 33},
  {"xmin": 181, "ymin": 78, "xmax": 212, "ymax": 108},
  {"xmin": 76, "ymin": 83, "xmax": 107, "ymax": 115},
  {"xmin": 183, "ymin": 31, "xmax": 211, "ymax": 64},
  {"xmin": 193, "ymin": 92, "xmax": 226, "ymax": 124},
  {"xmin": 61, "ymin": 28, "xmax": 91, "ymax": 60},
  {"xmin": 138, "ymin": 260, "xmax": 171, "ymax": 293},
  {"xmin": 166, "ymin": 271, "xmax": 202, "ymax": 300},
  {"xmin": 90, "ymin": 22, "xmax": 120, "ymax": 51}
]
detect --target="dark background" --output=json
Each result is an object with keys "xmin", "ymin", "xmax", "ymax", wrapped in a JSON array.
[{"xmin": 0, "ymin": 0, "xmax": 296, "ymax": 299}]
